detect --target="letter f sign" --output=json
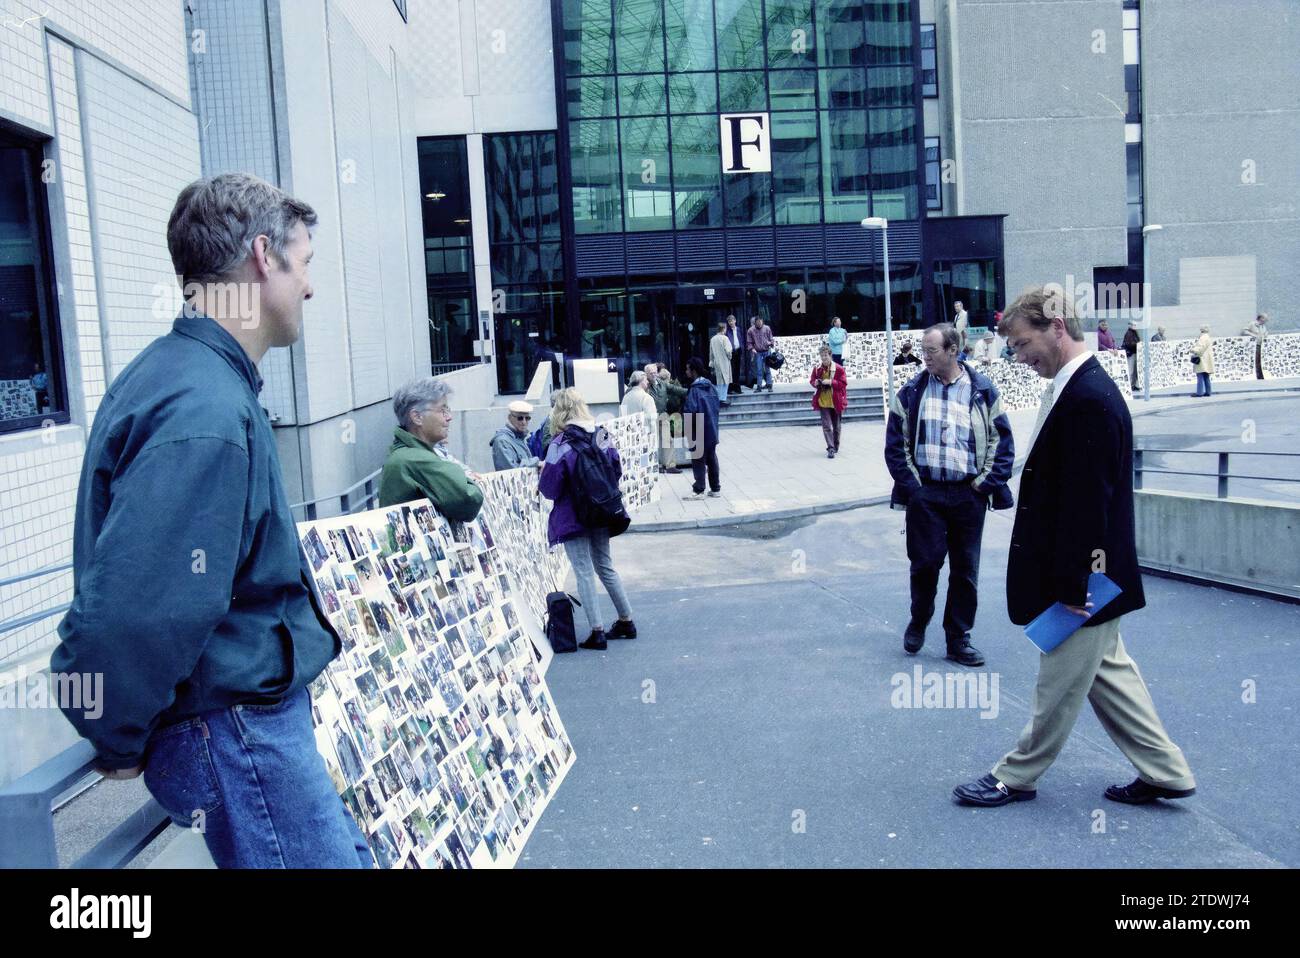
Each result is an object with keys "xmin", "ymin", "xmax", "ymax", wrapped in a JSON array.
[{"xmin": 721, "ymin": 113, "xmax": 771, "ymax": 173}]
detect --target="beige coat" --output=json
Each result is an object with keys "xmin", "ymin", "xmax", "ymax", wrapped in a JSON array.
[
  {"xmin": 709, "ymin": 333, "xmax": 733, "ymax": 386},
  {"xmin": 1191, "ymin": 333, "xmax": 1215, "ymax": 374}
]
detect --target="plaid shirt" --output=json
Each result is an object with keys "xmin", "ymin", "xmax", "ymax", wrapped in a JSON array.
[{"xmin": 914, "ymin": 368, "xmax": 977, "ymax": 481}]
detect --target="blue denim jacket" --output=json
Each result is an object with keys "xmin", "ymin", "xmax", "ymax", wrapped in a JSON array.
[{"xmin": 52, "ymin": 315, "xmax": 339, "ymax": 769}]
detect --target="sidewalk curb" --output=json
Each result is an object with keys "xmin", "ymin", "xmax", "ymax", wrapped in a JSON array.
[{"xmin": 629, "ymin": 493, "xmax": 892, "ymax": 533}]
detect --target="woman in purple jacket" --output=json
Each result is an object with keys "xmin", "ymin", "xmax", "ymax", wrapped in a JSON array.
[{"xmin": 538, "ymin": 388, "xmax": 637, "ymax": 651}]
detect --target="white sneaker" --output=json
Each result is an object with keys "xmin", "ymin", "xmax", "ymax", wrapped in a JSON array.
[
  {"xmin": 684, "ymin": 491, "xmax": 707, "ymax": 500},
  {"xmin": 707, "ymin": 490, "xmax": 722, "ymax": 498}
]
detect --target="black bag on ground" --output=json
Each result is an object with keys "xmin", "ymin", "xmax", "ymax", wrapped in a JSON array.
[
  {"xmin": 566, "ymin": 426, "xmax": 632, "ymax": 536},
  {"xmin": 545, "ymin": 592, "xmax": 580, "ymax": 653}
]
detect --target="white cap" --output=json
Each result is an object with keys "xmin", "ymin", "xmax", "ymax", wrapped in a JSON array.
[{"xmin": 507, "ymin": 401, "xmax": 533, "ymax": 415}]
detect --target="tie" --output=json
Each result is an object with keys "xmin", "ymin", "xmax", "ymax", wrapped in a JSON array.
[{"xmin": 1026, "ymin": 380, "xmax": 1056, "ymax": 455}]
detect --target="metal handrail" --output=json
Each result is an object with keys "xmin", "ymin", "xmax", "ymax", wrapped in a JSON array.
[
  {"xmin": 0, "ymin": 562, "xmax": 73, "ymax": 637},
  {"xmin": 289, "ymin": 468, "xmax": 383, "ymax": 521},
  {"xmin": 1134, "ymin": 447, "xmax": 1300, "ymax": 499},
  {"xmin": 0, "ymin": 739, "xmax": 171, "ymax": 868}
]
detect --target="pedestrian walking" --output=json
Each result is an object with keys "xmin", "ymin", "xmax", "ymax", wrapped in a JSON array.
[
  {"xmin": 681, "ymin": 357, "xmax": 722, "ymax": 500},
  {"xmin": 953, "ymin": 286, "xmax": 1195, "ymax": 808},
  {"xmin": 1191, "ymin": 324, "xmax": 1215, "ymax": 396},
  {"xmin": 52, "ymin": 173, "xmax": 372, "ymax": 868},
  {"xmin": 826, "ymin": 316, "xmax": 847, "ymax": 366},
  {"xmin": 810, "ymin": 346, "xmax": 848, "ymax": 458},
  {"xmin": 538, "ymin": 388, "xmax": 637, "ymax": 651},
  {"xmin": 709, "ymin": 321, "xmax": 733, "ymax": 406},
  {"xmin": 747, "ymin": 316, "xmax": 775, "ymax": 392},
  {"xmin": 884, "ymin": 323, "xmax": 1015, "ymax": 667}
]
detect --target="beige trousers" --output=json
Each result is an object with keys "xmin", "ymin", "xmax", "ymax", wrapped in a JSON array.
[{"xmin": 992, "ymin": 616, "xmax": 1196, "ymax": 791}]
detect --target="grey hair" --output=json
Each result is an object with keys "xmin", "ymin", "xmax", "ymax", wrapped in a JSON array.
[
  {"xmin": 167, "ymin": 173, "xmax": 318, "ymax": 284},
  {"xmin": 925, "ymin": 322, "xmax": 961, "ymax": 352},
  {"xmin": 393, "ymin": 378, "xmax": 451, "ymax": 429},
  {"xmin": 628, "ymin": 370, "xmax": 647, "ymax": 388}
]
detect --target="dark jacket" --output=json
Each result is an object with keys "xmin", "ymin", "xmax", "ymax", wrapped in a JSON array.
[
  {"xmin": 884, "ymin": 362, "xmax": 1016, "ymax": 511},
  {"xmin": 1007, "ymin": 356, "xmax": 1145, "ymax": 627},
  {"xmin": 51, "ymin": 315, "xmax": 339, "ymax": 770},
  {"xmin": 379, "ymin": 428, "xmax": 484, "ymax": 520},
  {"xmin": 538, "ymin": 421, "xmax": 622, "ymax": 546},
  {"xmin": 1122, "ymin": 327, "xmax": 1140, "ymax": 356},
  {"xmin": 682, "ymin": 376, "xmax": 721, "ymax": 447}
]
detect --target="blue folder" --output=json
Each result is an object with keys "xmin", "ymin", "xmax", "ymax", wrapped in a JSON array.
[{"xmin": 1024, "ymin": 573, "xmax": 1123, "ymax": 653}]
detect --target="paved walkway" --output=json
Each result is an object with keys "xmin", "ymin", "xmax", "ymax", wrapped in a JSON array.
[{"xmin": 631, "ymin": 377, "xmax": 1300, "ymax": 532}]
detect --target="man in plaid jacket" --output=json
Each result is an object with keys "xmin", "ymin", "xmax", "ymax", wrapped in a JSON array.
[{"xmin": 884, "ymin": 323, "xmax": 1016, "ymax": 666}]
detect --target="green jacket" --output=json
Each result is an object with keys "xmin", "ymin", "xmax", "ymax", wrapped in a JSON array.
[{"xmin": 379, "ymin": 427, "xmax": 484, "ymax": 520}]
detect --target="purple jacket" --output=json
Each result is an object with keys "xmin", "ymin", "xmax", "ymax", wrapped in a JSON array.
[
  {"xmin": 1097, "ymin": 327, "xmax": 1117, "ymax": 351},
  {"xmin": 538, "ymin": 421, "xmax": 622, "ymax": 546}
]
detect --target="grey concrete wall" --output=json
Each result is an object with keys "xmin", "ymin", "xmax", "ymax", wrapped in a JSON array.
[
  {"xmin": 1135, "ymin": 490, "xmax": 1300, "ymax": 600},
  {"xmin": 1142, "ymin": 0, "xmax": 1300, "ymax": 328},
  {"xmin": 951, "ymin": 0, "xmax": 1129, "ymax": 296}
]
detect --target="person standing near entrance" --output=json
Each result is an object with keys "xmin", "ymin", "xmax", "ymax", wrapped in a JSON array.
[
  {"xmin": 810, "ymin": 346, "xmax": 848, "ymax": 458},
  {"xmin": 953, "ymin": 286, "xmax": 1195, "ymax": 808},
  {"xmin": 747, "ymin": 316, "xmax": 775, "ymax": 392},
  {"xmin": 709, "ymin": 322, "xmax": 733, "ymax": 406},
  {"xmin": 884, "ymin": 323, "xmax": 1015, "ymax": 668},
  {"xmin": 725, "ymin": 315, "xmax": 745, "ymax": 394},
  {"xmin": 953, "ymin": 300, "xmax": 969, "ymax": 351},
  {"xmin": 644, "ymin": 362, "xmax": 679, "ymax": 474},
  {"xmin": 826, "ymin": 316, "xmax": 847, "ymax": 366},
  {"xmin": 681, "ymin": 357, "xmax": 721, "ymax": 500}
]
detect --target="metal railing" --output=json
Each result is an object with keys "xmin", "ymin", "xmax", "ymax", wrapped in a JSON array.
[
  {"xmin": 0, "ymin": 562, "xmax": 73, "ymax": 638},
  {"xmin": 1134, "ymin": 447, "xmax": 1300, "ymax": 499},
  {"xmin": 430, "ymin": 361, "xmax": 484, "ymax": 376},
  {"xmin": 289, "ymin": 468, "xmax": 383, "ymax": 522},
  {"xmin": 0, "ymin": 740, "xmax": 170, "ymax": 868}
]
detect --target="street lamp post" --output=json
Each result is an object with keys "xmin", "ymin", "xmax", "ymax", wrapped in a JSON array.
[
  {"xmin": 1141, "ymin": 223, "xmax": 1163, "ymax": 401},
  {"xmin": 862, "ymin": 217, "xmax": 893, "ymax": 399}
]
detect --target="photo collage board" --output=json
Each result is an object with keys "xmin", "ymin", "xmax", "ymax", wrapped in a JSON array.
[{"xmin": 299, "ymin": 501, "xmax": 575, "ymax": 869}]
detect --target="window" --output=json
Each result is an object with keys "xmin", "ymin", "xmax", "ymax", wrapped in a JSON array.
[
  {"xmin": 0, "ymin": 129, "xmax": 66, "ymax": 434},
  {"xmin": 920, "ymin": 23, "xmax": 938, "ymax": 97},
  {"xmin": 417, "ymin": 137, "xmax": 477, "ymax": 366},
  {"xmin": 925, "ymin": 136, "xmax": 942, "ymax": 211}
]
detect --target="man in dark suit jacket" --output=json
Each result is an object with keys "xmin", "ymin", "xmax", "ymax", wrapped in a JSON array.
[{"xmin": 953, "ymin": 286, "xmax": 1196, "ymax": 808}]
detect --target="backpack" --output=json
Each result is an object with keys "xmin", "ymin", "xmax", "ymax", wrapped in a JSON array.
[
  {"xmin": 544, "ymin": 592, "xmax": 579, "ymax": 654},
  {"xmin": 527, "ymin": 424, "xmax": 547, "ymax": 459},
  {"xmin": 565, "ymin": 427, "xmax": 631, "ymax": 536}
]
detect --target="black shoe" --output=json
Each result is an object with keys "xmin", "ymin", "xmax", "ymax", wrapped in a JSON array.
[
  {"xmin": 1104, "ymin": 778, "xmax": 1196, "ymax": 805},
  {"xmin": 826, "ymin": 450, "xmax": 834, "ymax": 459},
  {"xmin": 579, "ymin": 630, "xmax": 607, "ymax": 651},
  {"xmin": 945, "ymin": 642, "xmax": 985, "ymax": 667},
  {"xmin": 953, "ymin": 773, "xmax": 1036, "ymax": 807},
  {"xmin": 903, "ymin": 628, "xmax": 925, "ymax": 654},
  {"xmin": 608, "ymin": 619, "xmax": 637, "ymax": 640},
  {"xmin": 665, "ymin": 467, "xmax": 683, "ymax": 474}
]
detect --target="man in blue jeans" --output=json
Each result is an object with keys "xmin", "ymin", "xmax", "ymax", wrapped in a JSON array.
[
  {"xmin": 747, "ymin": 315, "xmax": 775, "ymax": 392},
  {"xmin": 52, "ymin": 173, "xmax": 372, "ymax": 868}
]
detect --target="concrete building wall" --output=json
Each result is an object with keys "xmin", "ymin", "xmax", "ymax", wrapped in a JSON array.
[
  {"xmin": 949, "ymin": 0, "xmax": 1129, "ymax": 298},
  {"xmin": 0, "ymin": 4, "xmax": 199, "ymax": 670},
  {"xmin": 1141, "ymin": 0, "xmax": 1300, "ymax": 331}
]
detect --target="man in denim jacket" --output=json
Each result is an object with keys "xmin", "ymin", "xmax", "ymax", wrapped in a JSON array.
[{"xmin": 52, "ymin": 174, "xmax": 371, "ymax": 868}]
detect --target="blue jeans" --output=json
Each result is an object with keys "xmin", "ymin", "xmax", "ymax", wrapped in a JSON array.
[
  {"xmin": 1194, "ymin": 371, "xmax": 1212, "ymax": 396},
  {"xmin": 562, "ymin": 528, "xmax": 632, "ymax": 635},
  {"xmin": 753, "ymin": 350, "xmax": 773, "ymax": 389},
  {"xmin": 143, "ymin": 688, "xmax": 374, "ymax": 868},
  {"xmin": 714, "ymin": 379, "xmax": 728, "ymax": 405}
]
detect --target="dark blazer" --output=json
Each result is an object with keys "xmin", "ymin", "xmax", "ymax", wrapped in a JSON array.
[{"xmin": 1007, "ymin": 356, "xmax": 1145, "ymax": 627}]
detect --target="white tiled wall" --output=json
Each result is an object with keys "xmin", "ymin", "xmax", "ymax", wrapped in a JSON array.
[{"xmin": 1, "ymin": 6, "xmax": 197, "ymax": 666}]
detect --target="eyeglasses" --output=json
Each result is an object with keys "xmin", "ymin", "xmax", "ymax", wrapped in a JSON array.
[
  {"xmin": 921, "ymin": 347, "xmax": 947, "ymax": 357},
  {"xmin": 511, "ymin": 414, "xmax": 531, "ymax": 421}
]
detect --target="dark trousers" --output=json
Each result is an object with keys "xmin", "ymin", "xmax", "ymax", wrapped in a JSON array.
[
  {"xmin": 905, "ymin": 481, "xmax": 987, "ymax": 647},
  {"xmin": 691, "ymin": 440, "xmax": 720, "ymax": 493},
  {"xmin": 819, "ymin": 406, "xmax": 841, "ymax": 452},
  {"xmin": 1194, "ymin": 371, "xmax": 1212, "ymax": 396},
  {"xmin": 1255, "ymin": 344, "xmax": 1264, "ymax": 379},
  {"xmin": 729, "ymin": 349, "xmax": 742, "ymax": 392}
]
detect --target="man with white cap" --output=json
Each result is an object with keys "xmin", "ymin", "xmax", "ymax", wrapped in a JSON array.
[{"xmin": 490, "ymin": 400, "xmax": 541, "ymax": 471}]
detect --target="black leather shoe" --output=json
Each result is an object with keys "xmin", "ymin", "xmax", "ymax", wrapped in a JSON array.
[
  {"xmin": 953, "ymin": 773, "xmax": 1036, "ymax": 807},
  {"xmin": 1105, "ymin": 778, "xmax": 1196, "ymax": 805},
  {"xmin": 579, "ymin": 630, "xmax": 607, "ymax": 651},
  {"xmin": 608, "ymin": 619, "xmax": 637, "ymax": 640},
  {"xmin": 903, "ymin": 628, "xmax": 925, "ymax": 654},
  {"xmin": 945, "ymin": 643, "xmax": 985, "ymax": 667}
]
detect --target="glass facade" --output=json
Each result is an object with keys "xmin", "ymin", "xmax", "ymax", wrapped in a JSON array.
[
  {"xmin": 418, "ymin": 137, "xmax": 478, "ymax": 369},
  {"xmin": 562, "ymin": 0, "xmax": 920, "ymax": 235},
  {"xmin": 484, "ymin": 131, "xmax": 567, "ymax": 393}
]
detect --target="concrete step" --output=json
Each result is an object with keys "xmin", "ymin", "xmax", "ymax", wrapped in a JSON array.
[{"xmin": 721, "ymin": 408, "xmax": 884, "ymax": 427}]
